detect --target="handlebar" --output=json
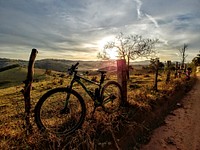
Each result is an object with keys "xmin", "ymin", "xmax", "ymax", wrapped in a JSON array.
[{"xmin": 68, "ymin": 62, "xmax": 79, "ymax": 75}]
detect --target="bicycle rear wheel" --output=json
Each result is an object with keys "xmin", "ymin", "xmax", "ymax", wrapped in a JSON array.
[
  {"xmin": 34, "ymin": 87, "xmax": 86, "ymax": 136},
  {"xmin": 101, "ymin": 81, "xmax": 122, "ymax": 113}
]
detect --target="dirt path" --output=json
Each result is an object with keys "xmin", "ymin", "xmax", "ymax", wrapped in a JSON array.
[{"xmin": 141, "ymin": 73, "xmax": 200, "ymax": 150}]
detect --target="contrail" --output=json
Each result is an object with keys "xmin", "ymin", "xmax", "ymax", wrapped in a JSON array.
[
  {"xmin": 134, "ymin": 0, "xmax": 143, "ymax": 19},
  {"xmin": 134, "ymin": 0, "xmax": 159, "ymax": 28},
  {"xmin": 145, "ymin": 14, "xmax": 159, "ymax": 28}
]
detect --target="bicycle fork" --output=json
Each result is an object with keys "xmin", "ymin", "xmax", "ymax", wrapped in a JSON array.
[{"xmin": 60, "ymin": 91, "xmax": 70, "ymax": 114}]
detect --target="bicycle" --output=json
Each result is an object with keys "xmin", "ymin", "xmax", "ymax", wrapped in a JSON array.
[{"xmin": 34, "ymin": 62, "xmax": 122, "ymax": 136}]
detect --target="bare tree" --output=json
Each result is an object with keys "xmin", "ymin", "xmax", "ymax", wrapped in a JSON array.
[
  {"xmin": 179, "ymin": 43, "xmax": 188, "ymax": 67},
  {"xmin": 103, "ymin": 32, "xmax": 158, "ymax": 79}
]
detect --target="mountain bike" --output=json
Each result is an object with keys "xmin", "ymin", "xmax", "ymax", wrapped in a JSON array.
[{"xmin": 34, "ymin": 62, "xmax": 122, "ymax": 136}]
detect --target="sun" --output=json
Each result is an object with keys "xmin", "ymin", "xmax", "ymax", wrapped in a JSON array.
[
  {"xmin": 105, "ymin": 48, "xmax": 118, "ymax": 60},
  {"xmin": 98, "ymin": 36, "xmax": 118, "ymax": 60}
]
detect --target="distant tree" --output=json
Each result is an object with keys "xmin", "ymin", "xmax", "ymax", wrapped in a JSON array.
[
  {"xmin": 192, "ymin": 51, "xmax": 200, "ymax": 66},
  {"xmin": 102, "ymin": 32, "xmax": 158, "ymax": 79},
  {"xmin": 97, "ymin": 49, "xmax": 110, "ymax": 60},
  {"xmin": 179, "ymin": 44, "xmax": 188, "ymax": 67},
  {"xmin": 149, "ymin": 58, "xmax": 164, "ymax": 71}
]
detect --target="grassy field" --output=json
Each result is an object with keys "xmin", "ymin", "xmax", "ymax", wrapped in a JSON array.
[
  {"xmin": 0, "ymin": 66, "xmax": 194, "ymax": 149},
  {"xmin": 0, "ymin": 67, "xmax": 47, "ymax": 89}
]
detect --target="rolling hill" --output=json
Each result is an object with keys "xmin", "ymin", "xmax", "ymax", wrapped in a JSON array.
[
  {"xmin": 0, "ymin": 58, "xmax": 150, "ymax": 88},
  {"xmin": 0, "ymin": 58, "xmax": 118, "ymax": 72},
  {"xmin": 0, "ymin": 58, "xmax": 117, "ymax": 88},
  {"xmin": 0, "ymin": 66, "xmax": 46, "ymax": 89}
]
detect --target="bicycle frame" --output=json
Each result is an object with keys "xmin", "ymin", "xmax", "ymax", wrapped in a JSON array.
[
  {"xmin": 62, "ymin": 71, "xmax": 105, "ymax": 112},
  {"xmin": 70, "ymin": 72, "xmax": 102, "ymax": 100}
]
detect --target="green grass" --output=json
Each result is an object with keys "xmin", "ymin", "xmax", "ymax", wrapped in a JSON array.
[{"xmin": 0, "ymin": 67, "xmax": 46, "ymax": 89}]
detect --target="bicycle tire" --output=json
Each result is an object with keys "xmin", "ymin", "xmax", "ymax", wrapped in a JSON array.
[
  {"xmin": 101, "ymin": 81, "xmax": 122, "ymax": 113},
  {"xmin": 34, "ymin": 87, "xmax": 86, "ymax": 136}
]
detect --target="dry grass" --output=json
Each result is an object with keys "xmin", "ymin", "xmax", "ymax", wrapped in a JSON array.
[{"xmin": 0, "ymin": 68, "xmax": 194, "ymax": 149}]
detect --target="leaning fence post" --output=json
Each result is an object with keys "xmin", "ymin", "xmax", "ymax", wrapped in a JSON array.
[
  {"xmin": 22, "ymin": 48, "xmax": 38, "ymax": 136},
  {"xmin": 117, "ymin": 59, "xmax": 127, "ymax": 106}
]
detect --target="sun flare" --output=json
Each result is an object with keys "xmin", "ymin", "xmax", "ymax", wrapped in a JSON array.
[
  {"xmin": 105, "ymin": 48, "xmax": 118, "ymax": 59},
  {"xmin": 98, "ymin": 36, "xmax": 118, "ymax": 60}
]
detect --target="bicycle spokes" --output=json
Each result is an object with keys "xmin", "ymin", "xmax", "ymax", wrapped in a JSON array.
[
  {"xmin": 39, "ymin": 91, "xmax": 83, "ymax": 134},
  {"xmin": 103, "ymin": 94, "xmax": 117, "ymax": 104},
  {"xmin": 110, "ymin": 94, "xmax": 117, "ymax": 101},
  {"xmin": 101, "ymin": 81, "xmax": 122, "ymax": 113}
]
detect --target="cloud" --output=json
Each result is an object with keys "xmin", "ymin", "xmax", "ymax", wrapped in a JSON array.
[{"xmin": 0, "ymin": 0, "xmax": 199, "ymax": 61}]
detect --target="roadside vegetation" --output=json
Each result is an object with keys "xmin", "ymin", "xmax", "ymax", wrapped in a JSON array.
[{"xmin": 0, "ymin": 63, "xmax": 196, "ymax": 149}]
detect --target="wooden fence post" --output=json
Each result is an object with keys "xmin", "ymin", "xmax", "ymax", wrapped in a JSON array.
[
  {"xmin": 184, "ymin": 64, "xmax": 187, "ymax": 72},
  {"xmin": 117, "ymin": 59, "xmax": 127, "ymax": 106},
  {"xmin": 166, "ymin": 60, "xmax": 171, "ymax": 83},
  {"xmin": 174, "ymin": 62, "xmax": 179, "ymax": 78},
  {"xmin": 153, "ymin": 59, "xmax": 159, "ymax": 91},
  {"xmin": 178, "ymin": 63, "xmax": 181, "ymax": 78},
  {"xmin": 22, "ymin": 48, "xmax": 38, "ymax": 135}
]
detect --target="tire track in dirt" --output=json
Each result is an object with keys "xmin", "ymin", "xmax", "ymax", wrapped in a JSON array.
[{"xmin": 141, "ymin": 73, "xmax": 200, "ymax": 150}]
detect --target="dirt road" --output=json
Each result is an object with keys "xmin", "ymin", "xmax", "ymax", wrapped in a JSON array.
[{"xmin": 141, "ymin": 73, "xmax": 200, "ymax": 150}]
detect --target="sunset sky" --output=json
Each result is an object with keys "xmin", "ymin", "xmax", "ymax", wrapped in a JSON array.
[{"xmin": 0, "ymin": 0, "xmax": 200, "ymax": 62}]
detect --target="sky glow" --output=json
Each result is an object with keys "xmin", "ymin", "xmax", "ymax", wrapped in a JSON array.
[{"xmin": 0, "ymin": 0, "xmax": 200, "ymax": 62}]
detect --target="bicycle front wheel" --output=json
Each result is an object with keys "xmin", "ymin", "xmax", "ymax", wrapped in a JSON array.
[
  {"xmin": 101, "ymin": 81, "xmax": 122, "ymax": 113},
  {"xmin": 34, "ymin": 87, "xmax": 86, "ymax": 136}
]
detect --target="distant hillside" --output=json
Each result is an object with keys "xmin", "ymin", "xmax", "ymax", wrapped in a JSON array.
[
  {"xmin": 34, "ymin": 59, "xmax": 114, "ymax": 72},
  {"xmin": 0, "ymin": 58, "xmax": 118, "ymax": 72},
  {"xmin": 0, "ymin": 58, "xmax": 27, "ymax": 68},
  {"xmin": 0, "ymin": 67, "xmax": 45, "ymax": 89},
  {"xmin": 0, "ymin": 58, "xmax": 149, "ymax": 73},
  {"xmin": 0, "ymin": 64, "xmax": 20, "ymax": 72},
  {"xmin": 130, "ymin": 60, "xmax": 150, "ymax": 65},
  {"xmin": 0, "ymin": 58, "xmax": 149, "ymax": 88}
]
